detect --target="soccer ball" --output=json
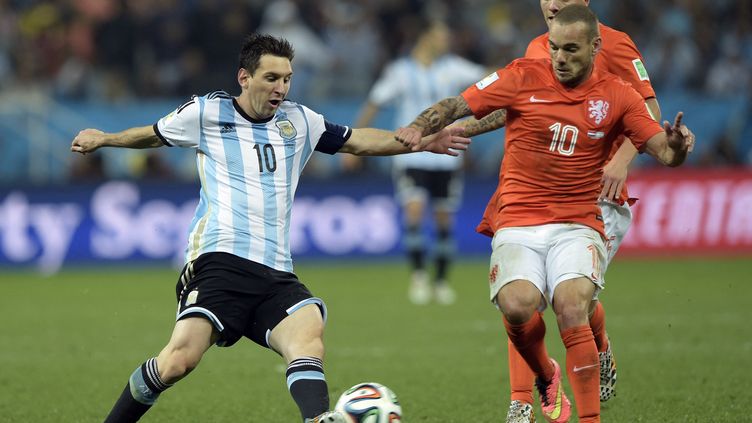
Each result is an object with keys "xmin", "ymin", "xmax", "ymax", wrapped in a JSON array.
[{"xmin": 334, "ymin": 382, "xmax": 402, "ymax": 422}]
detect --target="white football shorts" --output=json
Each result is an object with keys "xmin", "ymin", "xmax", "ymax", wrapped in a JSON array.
[
  {"xmin": 599, "ymin": 199, "xmax": 633, "ymax": 264},
  {"xmin": 488, "ymin": 223, "xmax": 607, "ymax": 309}
]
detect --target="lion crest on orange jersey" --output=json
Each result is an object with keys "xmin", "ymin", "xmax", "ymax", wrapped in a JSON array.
[
  {"xmin": 489, "ymin": 264, "xmax": 499, "ymax": 285},
  {"xmin": 588, "ymin": 99, "xmax": 610, "ymax": 125}
]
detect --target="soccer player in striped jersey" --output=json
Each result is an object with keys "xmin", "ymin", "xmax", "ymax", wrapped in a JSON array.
[
  {"xmin": 395, "ymin": 6, "xmax": 694, "ymax": 422},
  {"xmin": 348, "ymin": 19, "xmax": 487, "ymax": 306},
  {"xmin": 71, "ymin": 33, "xmax": 469, "ymax": 423}
]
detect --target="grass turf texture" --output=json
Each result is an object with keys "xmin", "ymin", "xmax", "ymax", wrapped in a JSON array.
[{"xmin": 0, "ymin": 258, "xmax": 750, "ymax": 422}]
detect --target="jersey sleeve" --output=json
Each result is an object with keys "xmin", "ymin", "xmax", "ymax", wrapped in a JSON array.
[
  {"xmin": 315, "ymin": 121, "xmax": 352, "ymax": 154},
  {"xmin": 368, "ymin": 62, "xmax": 404, "ymax": 106},
  {"xmin": 618, "ymin": 85, "xmax": 663, "ymax": 150},
  {"xmin": 154, "ymin": 97, "xmax": 201, "ymax": 148},
  {"xmin": 300, "ymin": 105, "xmax": 352, "ymax": 155},
  {"xmin": 461, "ymin": 63, "xmax": 524, "ymax": 119},
  {"xmin": 605, "ymin": 32, "xmax": 656, "ymax": 100}
]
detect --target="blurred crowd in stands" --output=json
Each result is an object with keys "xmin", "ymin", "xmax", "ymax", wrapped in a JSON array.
[{"xmin": 0, "ymin": 0, "xmax": 750, "ymax": 184}]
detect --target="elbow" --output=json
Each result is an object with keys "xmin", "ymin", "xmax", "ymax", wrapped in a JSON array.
[
  {"xmin": 340, "ymin": 139, "xmax": 365, "ymax": 156},
  {"xmin": 669, "ymin": 157, "xmax": 687, "ymax": 167},
  {"xmin": 663, "ymin": 154, "xmax": 686, "ymax": 167}
]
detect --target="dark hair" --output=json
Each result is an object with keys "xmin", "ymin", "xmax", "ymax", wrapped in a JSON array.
[
  {"xmin": 552, "ymin": 4, "xmax": 599, "ymax": 41},
  {"xmin": 238, "ymin": 33, "xmax": 295, "ymax": 75}
]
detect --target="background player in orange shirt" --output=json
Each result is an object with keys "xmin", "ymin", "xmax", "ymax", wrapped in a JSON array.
[{"xmin": 395, "ymin": 5, "xmax": 694, "ymax": 423}]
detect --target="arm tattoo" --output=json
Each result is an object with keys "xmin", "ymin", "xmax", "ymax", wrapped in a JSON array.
[
  {"xmin": 461, "ymin": 109, "xmax": 507, "ymax": 137},
  {"xmin": 408, "ymin": 96, "xmax": 473, "ymax": 136}
]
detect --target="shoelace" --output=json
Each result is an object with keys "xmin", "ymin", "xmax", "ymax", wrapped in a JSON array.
[{"xmin": 535, "ymin": 377, "xmax": 552, "ymax": 406}]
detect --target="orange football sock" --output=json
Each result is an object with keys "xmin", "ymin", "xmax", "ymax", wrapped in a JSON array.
[
  {"xmin": 507, "ymin": 338, "xmax": 535, "ymax": 404},
  {"xmin": 561, "ymin": 325, "xmax": 600, "ymax": 422},
  {"xmin": 589, "ymin": 301, "xmax": 608, "ymax": 352},
  {"xmin": 503, "ymin": 312, "xmax": 554, "ymax": 381}
]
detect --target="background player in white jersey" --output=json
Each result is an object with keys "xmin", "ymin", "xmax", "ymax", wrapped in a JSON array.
[
  {"xmin": 70, "ymin": 34, "xmax": 469, "ymax": 423},
  {"xmin": 347, "ymin": 19, "xmax": 487, "ymax": 305}
]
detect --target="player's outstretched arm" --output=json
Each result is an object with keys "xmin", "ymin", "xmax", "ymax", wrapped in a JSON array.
[
  {"xmin": 71, "ymin": 125, "xmax": 163, "ymax": 155},
  {"xmin": 394, "ymin": 96, "xmax": 473, "ymax": 148},
  {"xmin": 341, "ymin": 102, "xmax": 382, "ymax": 172},
  {"xmin": 643, "ymin": 112, "xmax": 695, "ymax": 167},
  {"xmin": 342, "ymin": 126, "xmax": 470, "ymax": 157}
]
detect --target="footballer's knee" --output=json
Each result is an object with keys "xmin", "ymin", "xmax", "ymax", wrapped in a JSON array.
[
  {"xmin": 404, "ymin": 200, "xmax": 425, "ymax": 224},
  {"xmin": 433, "ymin": 209, "xmax": 453, "ymax": 228},
  {"xmin": 496, "ymin": 281, "xmax": 542, "ymax": 324},
  {"xmin": 286, "ymin": 333, "xmax": 325, "ymax": 362},
  {"xmin": 157, "ymin": 347, "xmax": 203, "ymax": 383},
  {"xmin": 270, "ymin": 304, "xmax": 326, "ymax": 361},
  {"xmin": 552, "ymin": 278, "xmax": 595, "ymax": 329},
  {"xmin": 500, "ymin": 304, "xmax": 539, "ymax": 325},
  {"xmin": 554, "ymin": 300, "xmax": 590, "ymax": 330},
  {"xmin": 280, "ymin": 317, "xmax": 325, "ymax": 360}
]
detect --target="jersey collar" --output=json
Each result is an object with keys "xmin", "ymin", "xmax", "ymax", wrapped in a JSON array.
[{"xmin": 232, "ymin": 98, "xmax": 275, "ymax": 124}]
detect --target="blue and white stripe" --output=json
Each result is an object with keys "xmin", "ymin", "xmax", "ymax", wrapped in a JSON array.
[
  {"xmin": 156, "ymin": 94, "xmax": 342, "ymax": 272},
  {"xmin": 369, "ymin": 55, "xmax": 487, "ymax": 170},
  {"xmin": 285, "ymin": 357, "xmax": 325, "ymax": 389}
]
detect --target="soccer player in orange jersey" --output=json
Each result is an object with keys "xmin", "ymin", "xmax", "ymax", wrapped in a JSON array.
[
  {"xmin": 439, "ymin": 1, "xmax": 664, "ymax": 420},
  {"xmin": 496, "ymin": 0, "xmax": 664, "ymax": 420},
  {"xmin": 394, "ymin": 5, "xmax": 694, "ymax": 423}
]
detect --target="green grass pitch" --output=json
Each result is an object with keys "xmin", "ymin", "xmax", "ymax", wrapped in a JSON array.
[{"xmin": 1, "ymin": 258, "xmax": 750, "ymax": 422}]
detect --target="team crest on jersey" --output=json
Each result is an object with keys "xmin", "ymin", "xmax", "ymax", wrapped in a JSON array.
[
  {"xmin": 185, "ymin": 290, "xmax": 199, "ymax": 306},
  {"xmin": 588, "ymin": 99, "xmax": 610, "ymax": 125},
  {"xmin": 275, "ymin": 120, "xmax": 297, "ymax": 139},
  {"xmin": 489, "ymin": 264, "xmax": 499, "ymax": 285}
]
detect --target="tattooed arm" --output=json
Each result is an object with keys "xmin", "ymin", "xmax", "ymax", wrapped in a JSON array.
[
  {"xmin": 454, "ymin": 109, "xmax": 507, "ymax": 137},
  {"xmin": 394, "ymin": 96, "xmax": 473, "ymax": 148},
  {"xmin": 408, "ymin": 96, "xmax": 473, "ymax": 136}
]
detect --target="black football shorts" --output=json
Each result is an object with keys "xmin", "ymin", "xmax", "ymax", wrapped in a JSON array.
[
  {"xmin": 394, "ymin": 168, "xmax": 463, "ymax": 212},
  {"xmin": 174, "ymin": 252, "xmax": 326, "ymax": 348}
]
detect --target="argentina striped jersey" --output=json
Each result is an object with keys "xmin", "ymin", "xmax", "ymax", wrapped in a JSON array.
[{"xmin": 154, "ymin": 91, "xmax": 351, "ymax": 272}]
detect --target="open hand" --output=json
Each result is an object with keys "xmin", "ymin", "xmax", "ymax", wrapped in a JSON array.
[
  {"xmin": 599, "ymin": 158, "xmax": 628, "ymax": 202},
  {"xmin": 418, "ymin": 126, "xmax": 470, "ymax": 156}
]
